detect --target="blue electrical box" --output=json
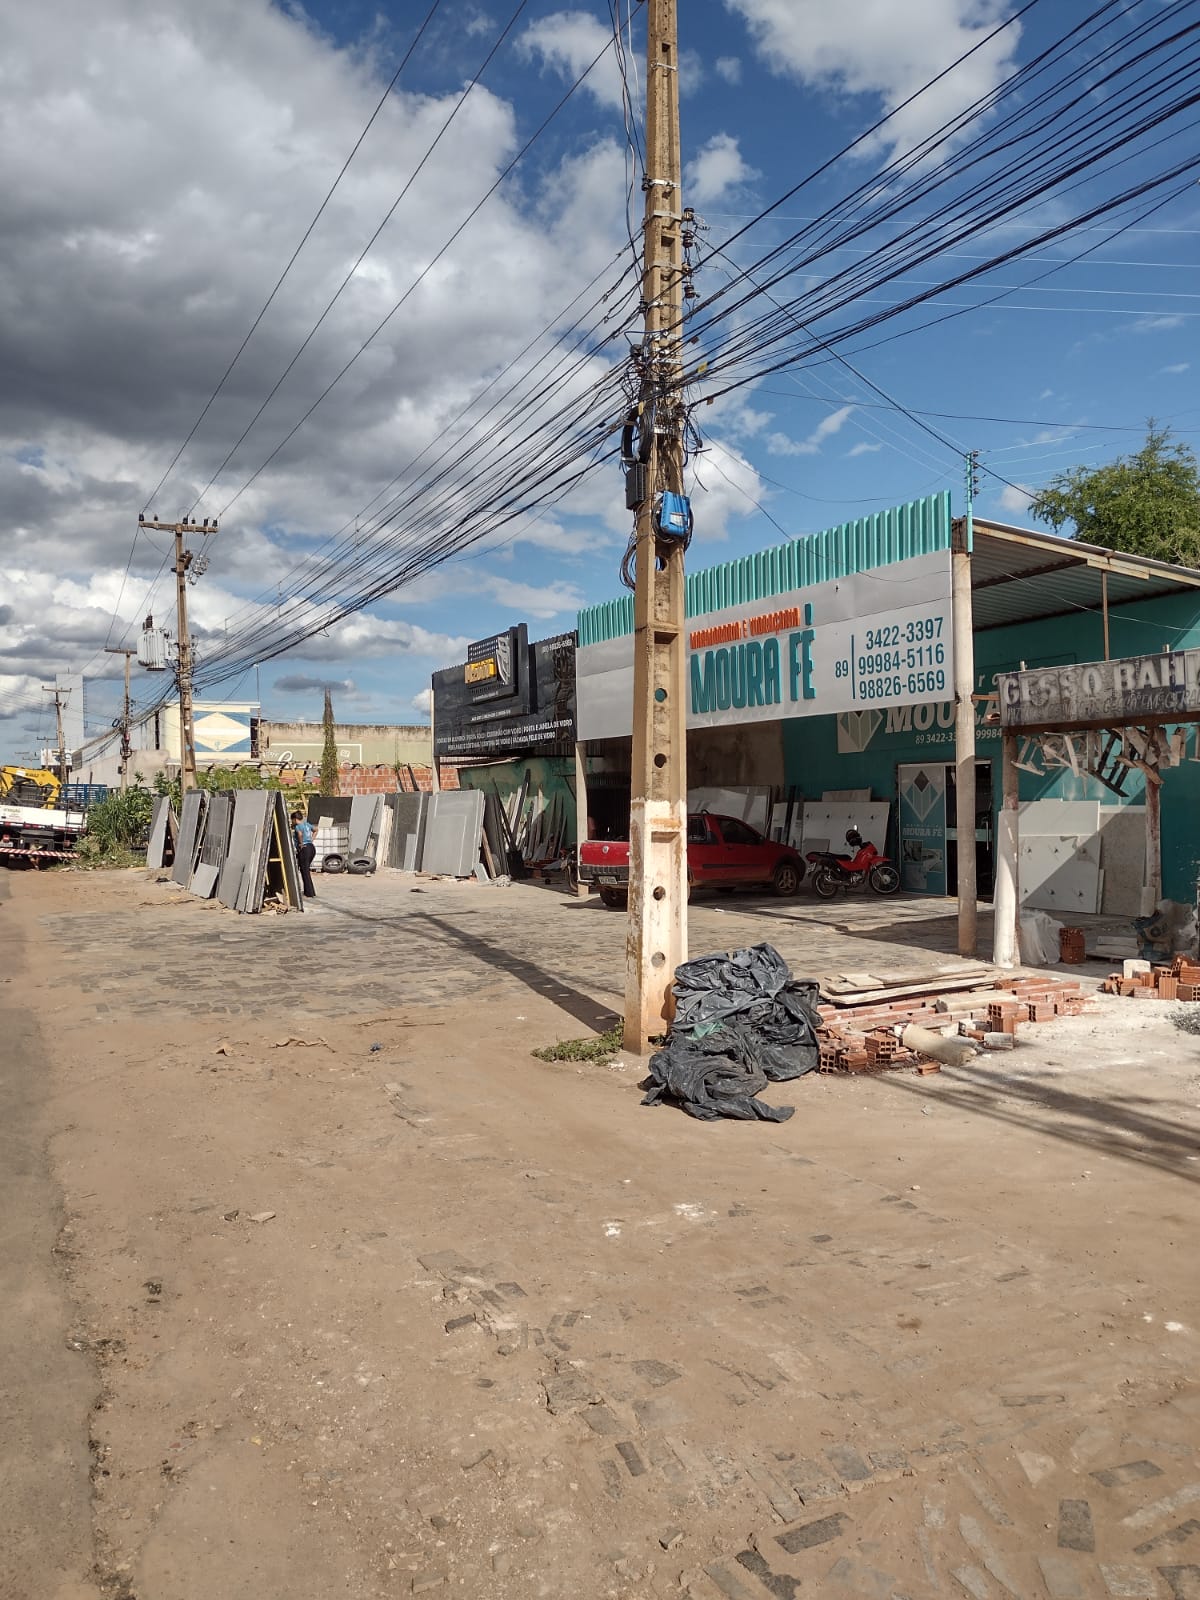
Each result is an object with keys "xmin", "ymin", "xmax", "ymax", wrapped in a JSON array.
[{"xmin": 655, "ymin": 492, "xmax": 693, "ymax": 540}]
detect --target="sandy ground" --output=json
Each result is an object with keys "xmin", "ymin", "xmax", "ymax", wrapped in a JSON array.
[{"xmin": 2, "ymin": 864, "xmax": 1200, "ymax": 1600}]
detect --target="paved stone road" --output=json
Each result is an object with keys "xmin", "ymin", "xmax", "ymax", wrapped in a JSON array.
[{"xmin": 8, "ymin": 867, "xmax": 1200, "ymax": 1600}]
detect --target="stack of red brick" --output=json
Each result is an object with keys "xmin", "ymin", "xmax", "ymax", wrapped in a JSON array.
[
  {"xmin": 1099, "ymin": 954, "xmax": 1200, "ymax": 1002},
  {"xmin": 815, "ymin": 975, "xmax": 1088, "ymax": 1075}
]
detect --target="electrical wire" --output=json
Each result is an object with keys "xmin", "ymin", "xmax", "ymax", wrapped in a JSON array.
[
  {"xmin": 203, "ymin": 20, "xmax": 620, "ymax": 529},
  {"xmin": 132, "ymin": 0, "xmax": 1200, "ymax": 698},
  {"xmin": 139, "ymin": 0, "xmax": 444, "ymax": 519},
  {"xmin": 187, "ymin": 0, "xmax": 535, "ymax": 521}
]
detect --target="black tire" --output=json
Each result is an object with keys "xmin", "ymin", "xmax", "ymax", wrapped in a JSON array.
[
  {"xmin": 772, "ymin": 860, "xmax": 802, "ymax": 897},
  {"xmin": 322, "ymin": 853, "xmax": 345, "ymax": 874},
  {"xmin": 599, "ymin": 887, "xmax": 626, "ymax": 908},
  {"xmin": 812, "ymin": 867, "xmax": 840, "ymax": 899},
  {"xmin": 869, "ymin": 862, "xmax": 901, "ymax": 896},
  {"xmin": 348, "ymin": 856, "xmax": 375, "ymax": 875}
]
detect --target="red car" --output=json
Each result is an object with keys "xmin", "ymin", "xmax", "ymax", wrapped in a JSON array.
[{"xmin": 578, "ymin": 812, "xmax": 806, "ymax": 907}]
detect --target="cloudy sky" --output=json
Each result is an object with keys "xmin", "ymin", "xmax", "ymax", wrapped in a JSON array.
[{"xmin": 2, "ymin": 0, "xmax": 1197, "ymax": 758}]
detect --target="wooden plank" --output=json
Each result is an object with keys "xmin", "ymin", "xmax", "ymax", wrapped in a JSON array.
[{"xmin": 820, "ymin": 973, "xmax": 1001, "ymax": 1008}]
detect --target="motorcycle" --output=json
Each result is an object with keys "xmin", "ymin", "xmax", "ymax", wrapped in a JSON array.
[{"xmin": 806, "ymin": 829, "xmax": 901, "ymax": 899}]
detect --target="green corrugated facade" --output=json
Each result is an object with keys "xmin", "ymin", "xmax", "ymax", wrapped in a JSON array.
[{"xmin": 576, "ymin": 490, "xmax": 953, "ymax": 646}]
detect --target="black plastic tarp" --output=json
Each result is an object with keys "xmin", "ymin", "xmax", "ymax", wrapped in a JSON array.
[{"xmin": 642, "ymin": 943, "xmax": 821, "ymax": 1121}]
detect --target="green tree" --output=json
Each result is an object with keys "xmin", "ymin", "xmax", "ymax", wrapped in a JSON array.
[
  {"xmin": 1028, "ymin": 423, "xmax": 1200, "ymax": 567},
  {"xmin": 319, "ymin": 688, "xmax": 339, "ymax": 797}
]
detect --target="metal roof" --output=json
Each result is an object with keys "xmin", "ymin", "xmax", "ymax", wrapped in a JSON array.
[{"xmin": 970, "ymin": 520, "xmax": 1200, "ymax": 631}]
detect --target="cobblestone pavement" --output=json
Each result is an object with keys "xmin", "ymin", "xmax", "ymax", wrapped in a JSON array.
[
  {"xmin": 41, "ymin": 869, "xmax": 995, "ymax": 1031},
  {"xmin": 7, "ymin": 866, "xmax": 1200, "ymax": 1600}
]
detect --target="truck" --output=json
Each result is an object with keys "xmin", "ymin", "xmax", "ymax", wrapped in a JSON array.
[
  {"xmin": 0, "ymin": 767, "xmax": 86, "ymax": 864},
  {"xmin": 578, "ymin": 812, "xmax": 806, "ymax": 907}
]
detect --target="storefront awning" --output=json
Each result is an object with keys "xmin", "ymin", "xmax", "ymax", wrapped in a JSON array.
[{"xmin": 970, "ymin": 520, "xmax": 1200, "ymax": 630}]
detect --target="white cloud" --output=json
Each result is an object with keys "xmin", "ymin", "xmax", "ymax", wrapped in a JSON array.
[
  {"xmin": 1131, "ymin": 315, "xmax": 1184, "ymax": 333},
  {"xmin": 846, "ymin": 441, "xmax": 883, "ymax": 457},
  {"xmin": 1038, "ymin": 388, "xmax": 1054, "ymax": 400},
  {"xmin": 1162, "ymin": 362, "xmax": 1190, "ymax": 375},
  {"xmin": 724, "ymin": 0, "xmax": 1023, "ymax": 160},
  {"xmin": 686, "ymin": 133, "xmax": 758, "ymax": 206},
  {"xmin": 482, "ymin": 575, "xmax": 583, "ymax": 618},
  {"xmin": 0, "ymin": 0, "xmax": 638, "ymax": 746},
  {"xmin": 715, "ymin": 55, "xmax": 743, "ymax": 84},
  {"xmin": 767, "ymin": 404, "xmax": 855, "ymax": 456},
  {"xmin": 518, "ymin": 11, "xmax": 625, "ymax": 110},
  {"xmin": 998, "ymin": 483, "xmax": 1034, "ymax": 514},
  {"xmin": 687, "ymin": 438, "xmax": 772, "ymax": 541},
  {"xmin": 410, "ymin": 687, "xmax": 432, "ymax": 715}
]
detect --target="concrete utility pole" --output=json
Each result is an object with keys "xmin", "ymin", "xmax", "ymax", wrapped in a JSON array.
[
  {"xmin": 953, "ymin": 452, "xmax": 979, "ymax": 958},
  {"xmin": 41, "ymin": 686, "xmax": 69, "ymax": 783},
  {"xmin": 625, "ymin": 0, "xmax": 688, "ymax": 1053},
  {"xmin": 139, "ymin": 516, "xmax": 215, "ymax": 793},
  {"xmin": 104, "ymin": 647, "xmax": 137, "ymax": 790}
]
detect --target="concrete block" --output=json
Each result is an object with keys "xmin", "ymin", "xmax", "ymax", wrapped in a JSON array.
[
  {"xmin": 1039, "ymin": 1554, "xmax": 1087, "ymax": 1598},
  {"xmin": 776, "ymin": 1512, "xmax": 847, "ymax": 1553},
  {"xmin": 1093, "ymin": 1462, "xmax": 1166, "ymax": 1489},
  {"xmin": 1101, "ymin": 1566, "xmax": 1161, "ymax": 1597},
  {"xmin": 1059, "ymin": 1499, "xmax": 1096, "ymax": 1553}
]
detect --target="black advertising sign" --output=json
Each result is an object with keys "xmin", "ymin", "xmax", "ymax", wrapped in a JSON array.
[{"xmin": 433, "ymin": 630, "xmax": 577, "ymax": 759}]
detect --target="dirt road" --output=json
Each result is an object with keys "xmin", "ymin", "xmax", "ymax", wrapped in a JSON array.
[{"xmin": 4, "ymin": 866, "xmax": 1200, "ymax": 1600}]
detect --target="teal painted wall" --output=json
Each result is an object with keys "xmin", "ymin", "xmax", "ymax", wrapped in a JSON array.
[
  {"xmin": 780, "ymin": 592, "xmax": 1200, "ymax": 901},
  {"xmin": 578, "ymin": 491, "xmax": 952, "ymax": 645},
  {"xmin": 457, "ymin": 755, "xmax": 579, "ymax": 846}
]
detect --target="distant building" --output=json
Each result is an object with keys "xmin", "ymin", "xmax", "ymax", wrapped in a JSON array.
[
  {"xmin": 73, "ymin": 700, "xmax": 259, "ymax": 787},
  {"xmin": 256, "ymin": 720, "xmax": 432, "ymax": 770}
]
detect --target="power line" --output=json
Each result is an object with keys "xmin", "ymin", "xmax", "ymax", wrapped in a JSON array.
[
  {"xmin": 188, "ymin": 0, "xmax": 535, "ymax": 521},
  {"xmin": 204, "ymin": 18, "xmax": 619, "ymax": 529},
  {"xmin": 139, "ymin": 0, "xmax": 444, "ymax": 518}
]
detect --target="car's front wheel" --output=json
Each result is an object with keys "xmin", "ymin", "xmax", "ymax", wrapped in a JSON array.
[{"xmin": 772, "ymin": 860, "xmax": 802, "ymax": 897}]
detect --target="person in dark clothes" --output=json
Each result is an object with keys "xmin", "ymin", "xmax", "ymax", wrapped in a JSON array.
[{"xmin": 291, "ymin": 809, "xmax": 317, "ymax": 898}]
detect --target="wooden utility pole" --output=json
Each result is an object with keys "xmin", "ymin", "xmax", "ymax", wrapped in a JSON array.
[
  {"xmin": 625, "ymin": 0, "xmax": 688, "ymax": 1053},
  {"xmin": 139, "ymin": 516, "xmax": 215, "ymax": 793},
  {"xmin": 104, "ymin": 646, "xmax": 137, "ymax": 790}
]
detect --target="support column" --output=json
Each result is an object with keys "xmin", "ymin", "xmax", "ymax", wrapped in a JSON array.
[
  {"xmin": 993, "ymin": 729, "xmax": 1021, "ymax": 968},
  {"xmin": 952, "ymin": 544, "xmax": 978, "ymax": 956},
  {"xmin": 1145, "ymin": 767, "xmax": 1163, "ymax": 909},
  {"xmin": 573, "ymin": 742, "xmax": 589, "ymax": 897}
]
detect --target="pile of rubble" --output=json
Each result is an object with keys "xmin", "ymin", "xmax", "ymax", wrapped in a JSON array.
[
  {"xmin": 1099, "ymin": 954, "xmax": 1200, "ymax": 1002},
  {"xmin": 815, "ymin": 974, "xmax": 1088, "ymax": 1075}
]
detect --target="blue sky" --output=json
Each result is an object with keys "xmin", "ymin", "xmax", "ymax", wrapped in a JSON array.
[{"xmin": 2, "ymin": 0, "xmax": 1197, "ymax": 758}]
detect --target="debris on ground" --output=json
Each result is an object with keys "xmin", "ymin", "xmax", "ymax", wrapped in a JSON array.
[
  {"xmin": 1133, "ymin": 900, "xmax": 1199, "ymax": 963},
  {"xmin": 1100, "ymin": 952, "xmax": 1200, "ymax": 1002},
  {"xmin": 273, "ymin": 1036, "xmax": 333, "ymax": 1050},
  {"xmin": 642, "ymin": 944, "xmax": 821, "ymax": 1121},
  {"xmin": 815, "ymin": 974, "xmax": 1087, "ymax": 1072},
  {"xmin": 901, "ymin": 1023, "xmax": 978, "ymax": 1068},
  {"xmin": 639, "ymin": 948, "xmax": 1098, "ymax": 1116}
]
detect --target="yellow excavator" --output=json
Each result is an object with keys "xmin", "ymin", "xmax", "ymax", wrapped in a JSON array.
[{"xmin": 0, "ymin": 766, "xmax": 62, "ymax": 808}]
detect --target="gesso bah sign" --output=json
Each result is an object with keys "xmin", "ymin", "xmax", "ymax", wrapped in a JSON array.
[
  {"xmin": 575, "ymin": 550, "xmax": 954, "ymax": 740},
  {"xmin": 999, "ymin": 648, "xmax": 1200, "ymax": 731}
]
